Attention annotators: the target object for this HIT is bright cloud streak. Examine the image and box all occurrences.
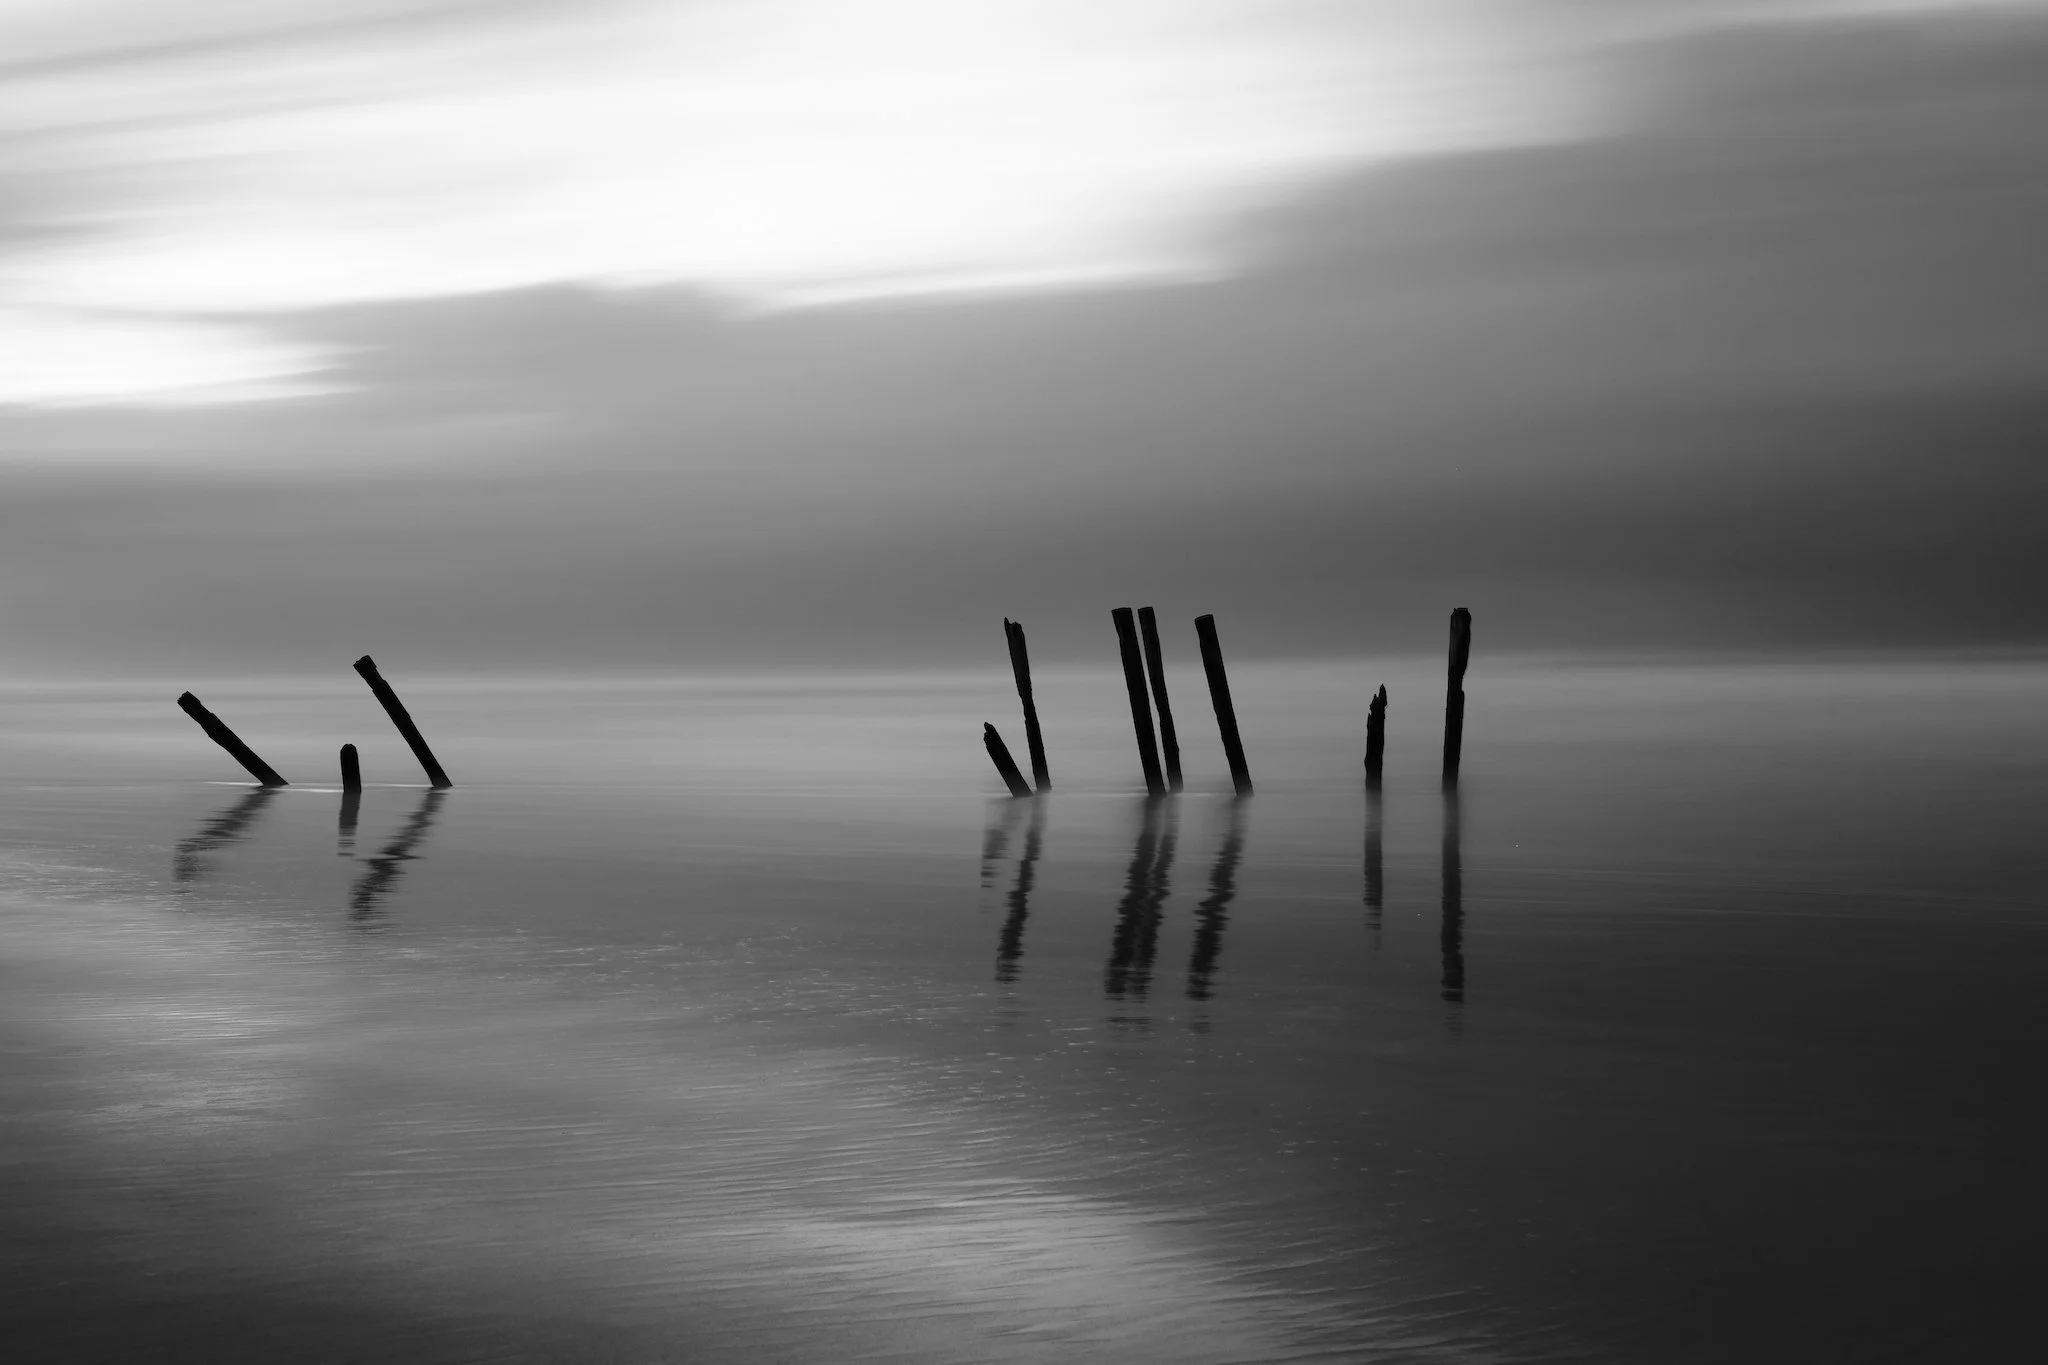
[10,0,2001,404]
[0,0,1611,402]
[0,307,332,406]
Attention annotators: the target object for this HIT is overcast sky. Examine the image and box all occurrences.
[3,0,2044,675]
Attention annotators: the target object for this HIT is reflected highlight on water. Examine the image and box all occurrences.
[994,798,1044,985]
[1187,800,1244,1002]
[349,788,446,923]
[172,786,279,884]
[1105,798,1176,1007]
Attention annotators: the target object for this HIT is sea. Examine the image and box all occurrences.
[2,655,2043,1362]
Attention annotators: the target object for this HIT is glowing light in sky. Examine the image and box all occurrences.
[5,0,1986,403]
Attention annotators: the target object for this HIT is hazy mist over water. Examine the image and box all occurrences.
[6,3,2048,674]
[6,1,2048,1359]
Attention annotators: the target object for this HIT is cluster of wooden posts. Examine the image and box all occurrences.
[176,620,1472,799]
[176,655,452,792]
[986,607,1474,796]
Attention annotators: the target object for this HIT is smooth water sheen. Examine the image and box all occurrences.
[2,657,2043,1362]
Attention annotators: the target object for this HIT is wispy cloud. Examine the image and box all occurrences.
[1,0,1609,403]
[1,0,2032,405]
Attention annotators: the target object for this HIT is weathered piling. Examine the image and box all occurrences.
[983,723,1034,798]
[1193,614,1252,797]
[1003,618,1051,791]
[338,743,363,852]
[1364,684,1388,785]
[352,655,451,788]
[175,692,287,786]
[1112,608,1167,798]
[1137,607,1183,792]
[1442,609,1472,788]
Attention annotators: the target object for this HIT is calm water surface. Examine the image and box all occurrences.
[3,657,2044,1362]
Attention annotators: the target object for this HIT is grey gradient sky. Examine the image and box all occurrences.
[3,1,2045,674]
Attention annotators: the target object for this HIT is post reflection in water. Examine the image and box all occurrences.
[349,789,447,923]
[1105,798,1176,1004]
[993,798,1045,984]
[979,797,1026,889]
[338,789,361,856]
[1187,800,1246,1002]
[1364,785,1384,948]
[1441,790,1465,1008]
[173,787,279,883]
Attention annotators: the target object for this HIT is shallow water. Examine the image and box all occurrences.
[2,657,2044,1362]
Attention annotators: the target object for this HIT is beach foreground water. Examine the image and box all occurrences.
[2,656,2044,1362]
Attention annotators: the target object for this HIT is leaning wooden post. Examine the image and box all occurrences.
[1111,608,1166,797]
[1442,609,1471,789]
[340,743,363,792]
[1136,607,1183,792]
[1003,619,1051,791]
[983,724,1034,798]
[175,692,287,786]
[1194,614,1252,797]
[352,655,451,788]
[1364,684,1388,786]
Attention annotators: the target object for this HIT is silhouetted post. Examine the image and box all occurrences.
[1194,614,1252,797]
[1003,618,1051,791]
[983,724,1034,798]
[175,692,287,786]
[1442,609,1471,789]
[352,655,451,788]
[340,743,362,792]
[1364,684,1388,786]
[1112,608,1167,798]
[1137,607,1183,792]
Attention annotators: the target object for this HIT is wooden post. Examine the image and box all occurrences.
[983,724,1034,798]
[1364,684,1388,786]
[340,743,362,792]
[175,692,287,786]
[1111,608,1166,797]
[1442,609,1471,789]
[1193,614,1252,797]
[1136,607,1183,792]
[1003,619,1051,791]
[353,655,451,788]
